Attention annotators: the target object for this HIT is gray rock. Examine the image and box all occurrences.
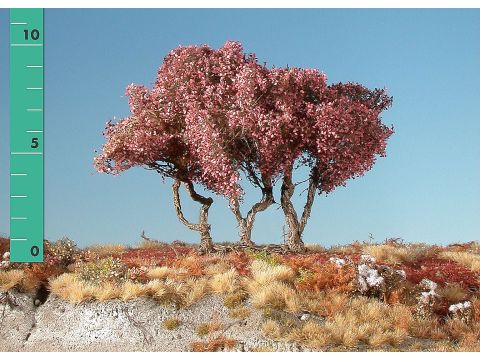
[1,292,308,351]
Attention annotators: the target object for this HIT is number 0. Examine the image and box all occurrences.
[31,246,39,257]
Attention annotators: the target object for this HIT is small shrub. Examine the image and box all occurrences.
[45,237,78,266]
[246,250,280,266]
[296,262,356,293]
[77,256,127,284]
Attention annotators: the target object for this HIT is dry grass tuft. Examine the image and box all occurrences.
[305,243,325,253]
[137,238,165,249]
[437,284,468,303]
[290,297,411,349]
[223,291,248,309]
[250,260,295,285]
[162,318,181,330]
[262,320,284,339]
[209,268,239,294]
[120,281,147,301]
[191,336,236,352]
[184,277,210,306]
[229,306,251,319]
[300,290,349,317]
[49,273,96,303]
[0,270,25,291]
[87,244,127,257]
[248,281,301,313]
[439,251,480,272]
[147,266,189,280]
[363,244,430,265]
[94,282,121,301]
[196,321,222,337]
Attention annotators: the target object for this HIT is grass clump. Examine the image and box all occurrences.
[229,306,251,319]
[440,251,480,272]
[223,290,248,309]
[0,269,25,291]
[162,318,181,330]
[191,336,236,352]
[363,243,430,265]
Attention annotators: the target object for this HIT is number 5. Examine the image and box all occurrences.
[31,138,39,148]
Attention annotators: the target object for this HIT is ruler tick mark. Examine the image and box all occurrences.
[11,217,28,220]
[27,87,43,90]
[11,238,28,241]
[11,152,43,155]
[11,43,43,47]
[11,195,28,198]
[27,108,43,112]
[27,65,43,68]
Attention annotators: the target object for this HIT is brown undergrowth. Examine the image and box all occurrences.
[1,236,480,351]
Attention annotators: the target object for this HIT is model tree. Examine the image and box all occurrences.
[95,41,393,252]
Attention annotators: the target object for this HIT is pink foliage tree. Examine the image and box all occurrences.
[95,40,393,252]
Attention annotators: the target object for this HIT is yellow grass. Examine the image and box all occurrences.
[209,268,239,293]
[162,318,181,330]
[87,243,127,257]
[250,260,295,285]
[262,320,283,339]
[363,244,428,264]
[184,277,210,306]
[49,273,96,304]
[437,284,468,303]
[248,280,301,313]
[147,266,190,280]
[120,281,147,301]
[94,282,122,301]
[289,297,411,349]
[439,251,480,272]
[204,261,232,276]
[0,269,25,291]
[300,290,349,317]
[229,306,251,319]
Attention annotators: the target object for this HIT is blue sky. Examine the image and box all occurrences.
[0,9,479,247]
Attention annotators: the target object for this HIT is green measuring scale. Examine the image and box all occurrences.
[10,9,44,262]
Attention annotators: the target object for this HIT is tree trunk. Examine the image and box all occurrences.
[280,174,305,252]
[172,179,214,252]
[280,165,321,252]
[230,185,274,246]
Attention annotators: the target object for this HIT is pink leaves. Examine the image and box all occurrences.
[95,41,393,201]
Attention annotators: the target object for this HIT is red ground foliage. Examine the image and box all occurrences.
[401,256,480,290]
[0,237,9,254]
[120,245,194,267]
[279,253,333,272]
[225,251,251,276]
